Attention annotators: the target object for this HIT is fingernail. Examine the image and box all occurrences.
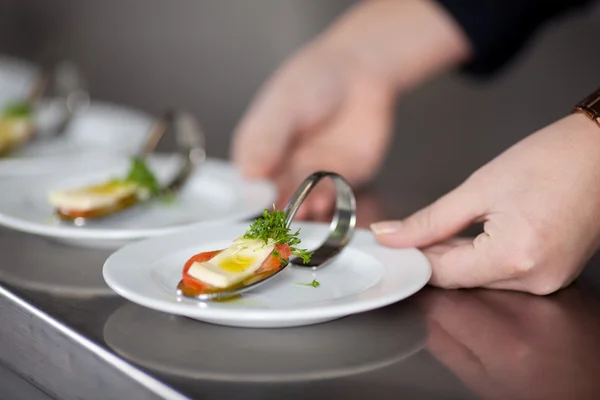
[370,221,403,235]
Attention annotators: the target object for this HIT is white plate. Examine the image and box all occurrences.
[103,301,426,382]
[0,100,154,176]
[0,55,154,176]
[0,156,276,248]
[102,222,431,328]
[0,55,36,107]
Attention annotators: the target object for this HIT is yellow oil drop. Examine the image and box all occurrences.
[218,254,256,273]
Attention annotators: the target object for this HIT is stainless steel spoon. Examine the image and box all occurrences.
[176,171,357,301]
[46,61,90,138]
[138,109,206,196]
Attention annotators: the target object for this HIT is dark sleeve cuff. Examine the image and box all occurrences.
[436,0,594,77]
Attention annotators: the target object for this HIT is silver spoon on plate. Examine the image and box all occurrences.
[176,171,357,301]
[53,109,206,225]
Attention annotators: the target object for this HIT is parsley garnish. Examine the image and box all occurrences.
[296,279,320,288]
[125,156,161,196]
[2,100,32,119]
[243,207,313,264]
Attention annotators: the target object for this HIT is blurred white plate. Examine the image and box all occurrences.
[0,155,277,248]
[0,55,153,176]
[102,223,431,328]
[0,101,154,176]
[0,55,36,106]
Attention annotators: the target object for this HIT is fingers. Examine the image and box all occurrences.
[371,182,485,248]
[272,76,393,218]
[231,77,299,179]
[423,233,510,288]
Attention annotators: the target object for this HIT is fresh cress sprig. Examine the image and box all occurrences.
[125,156,161,196]
[2,100,32,119]
[242,207,313,264]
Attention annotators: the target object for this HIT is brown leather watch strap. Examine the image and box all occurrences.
[574,88,600,127]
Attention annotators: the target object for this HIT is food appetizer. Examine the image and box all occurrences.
[179,208,313,297]
[0,100,35,156]
[48,156,163,220]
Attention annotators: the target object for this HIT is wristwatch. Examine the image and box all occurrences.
[574,88,600,127]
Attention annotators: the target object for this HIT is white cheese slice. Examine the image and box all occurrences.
[0,119,33,152]
[47,181,138,211]
[187,239,275,288]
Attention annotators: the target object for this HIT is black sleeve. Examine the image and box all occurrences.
[435,0,596,76]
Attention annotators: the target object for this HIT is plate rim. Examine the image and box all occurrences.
[0,157,277,240]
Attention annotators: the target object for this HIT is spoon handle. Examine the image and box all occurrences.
[282,171,357,268]
[140,110,206,195]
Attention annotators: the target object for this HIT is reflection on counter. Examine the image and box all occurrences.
[103,300,425,383]
[421,286,600,400]
[0,229,115,297]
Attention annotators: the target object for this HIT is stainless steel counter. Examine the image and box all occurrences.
[1,188,600,400]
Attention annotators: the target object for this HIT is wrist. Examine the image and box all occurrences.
[561,112,600,168]
[319,0,472,92]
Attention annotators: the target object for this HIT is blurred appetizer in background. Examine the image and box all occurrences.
[48,156,165,221]
[0,100,35,156]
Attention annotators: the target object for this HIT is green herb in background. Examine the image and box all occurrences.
[2,100,32,119]
[125,156,161,196]
[160,189,178,205]
[295,279,320,288]
[242,207,313,264]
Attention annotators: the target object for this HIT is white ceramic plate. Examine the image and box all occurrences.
[0,55,154,176]
[102,222,431,328]
[0,100,154,176]
[0,55,36,107]
[0,156,276,248]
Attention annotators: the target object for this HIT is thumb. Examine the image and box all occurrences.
[370,183,485,248]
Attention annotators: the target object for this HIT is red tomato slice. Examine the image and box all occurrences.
[256,244,291,274]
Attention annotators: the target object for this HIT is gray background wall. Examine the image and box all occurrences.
[1,0,600,217]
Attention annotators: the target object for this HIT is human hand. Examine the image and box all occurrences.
[231,0,470,219]
[421,287,600,399]
[371,113,600,295]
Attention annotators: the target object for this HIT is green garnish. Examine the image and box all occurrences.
[125,156,161,196]
[296,279,320,288]
[2,100,32,119]
[160,189,177,205]
[243,207,313,264]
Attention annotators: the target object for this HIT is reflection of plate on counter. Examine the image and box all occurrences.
[103,223,431,327]
[0,229,114,296]
[0,156,276,248]
[103,301,425,382]
[0,101,154,176]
